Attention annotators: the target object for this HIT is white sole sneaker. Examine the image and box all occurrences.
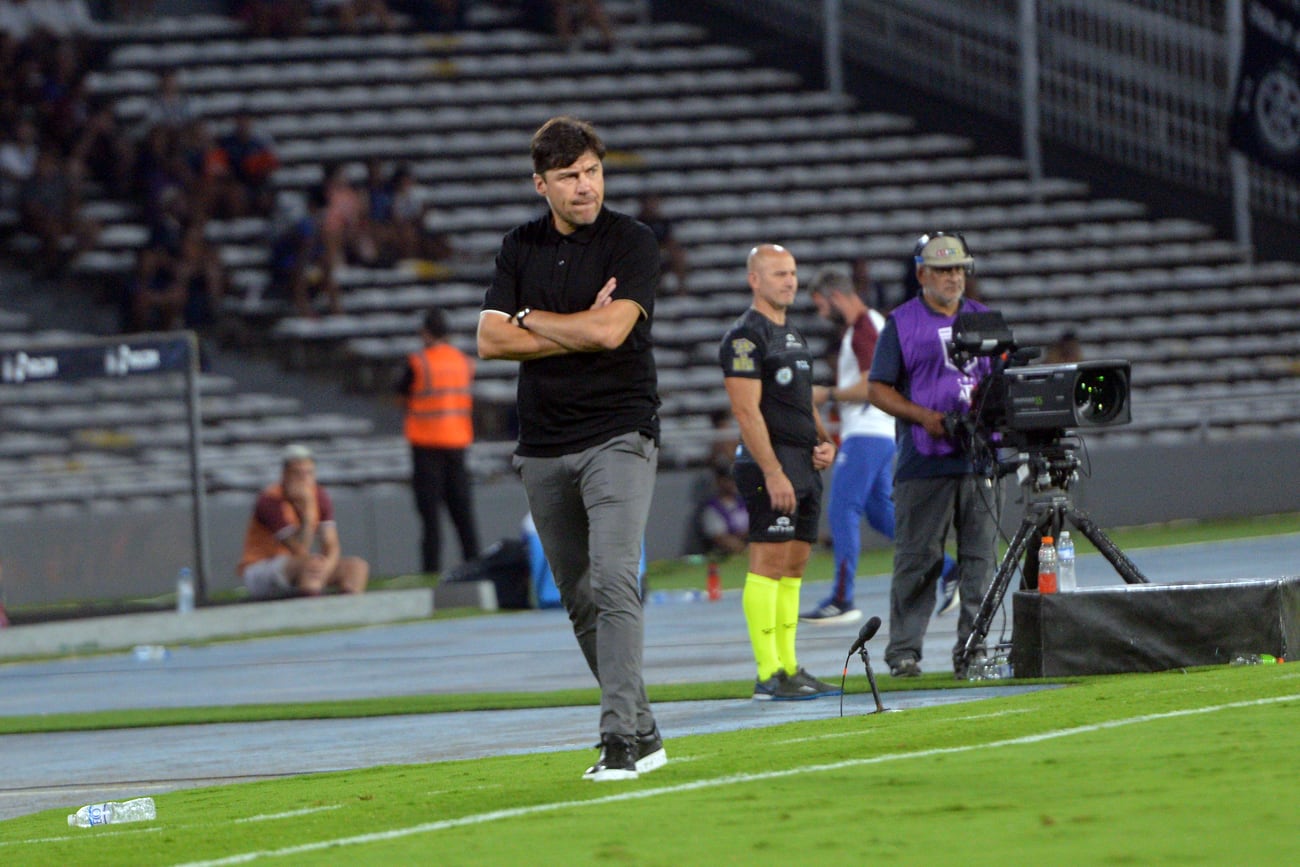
[636,747,667,774]
[800,608,863,625]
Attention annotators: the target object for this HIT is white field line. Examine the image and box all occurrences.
[949,707,1036,722]
[173,693,1300,867]
[235,806,342,824]
[773,730,878,745]
[0,827,161,846]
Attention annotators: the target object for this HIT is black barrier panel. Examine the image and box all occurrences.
[1,335,191,385]
[1012,577,1300,677]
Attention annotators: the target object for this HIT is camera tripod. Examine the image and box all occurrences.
[955,442,1150,678]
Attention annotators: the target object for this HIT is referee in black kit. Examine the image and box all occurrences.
[477,116,666,782]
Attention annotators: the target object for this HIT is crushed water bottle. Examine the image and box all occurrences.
[68,797,156,828]
[966,646,1014,680]
[1230,654,1283,665]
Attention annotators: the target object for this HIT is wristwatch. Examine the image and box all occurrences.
[513,307,532,329]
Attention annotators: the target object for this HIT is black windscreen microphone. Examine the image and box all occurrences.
[848,616,883,655]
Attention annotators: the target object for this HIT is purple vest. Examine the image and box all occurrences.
[891,297,993,457]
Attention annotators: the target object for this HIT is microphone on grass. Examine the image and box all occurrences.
[840,616,887,717]
[848,616,883,656]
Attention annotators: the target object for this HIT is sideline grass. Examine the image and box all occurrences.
[647,513,1300,593]
[2,667,1295,865]
[0,671,1041,736]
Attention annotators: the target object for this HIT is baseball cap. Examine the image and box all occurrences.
[282,443,314,463]
[916,233,974,268]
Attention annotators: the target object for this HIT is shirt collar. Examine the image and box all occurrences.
[546,206,608,245]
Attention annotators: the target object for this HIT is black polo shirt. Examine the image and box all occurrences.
[483,206,661,457]
[719,307,819,452]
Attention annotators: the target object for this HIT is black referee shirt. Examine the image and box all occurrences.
[482,207,661,457]
[719,307,819,452]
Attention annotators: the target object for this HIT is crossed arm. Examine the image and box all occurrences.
[477,278,642,361]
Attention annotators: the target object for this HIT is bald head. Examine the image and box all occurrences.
[747,243,790,273]
[746,243,798,318]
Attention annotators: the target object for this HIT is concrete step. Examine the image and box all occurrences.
[0,588,433,659]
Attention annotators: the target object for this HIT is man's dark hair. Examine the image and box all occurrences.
[808,266,853,297]
[423,307,447,339]
[531,116,605,175]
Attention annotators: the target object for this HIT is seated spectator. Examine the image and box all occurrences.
[127,189,226,332]
[637,193,688,294]
[69,96,134,198]
[363,157,397,258]
[141,68,195,134]
[696,463,748,557]
[270,188,339,316]
[18,146,98,275]
[389,163,451,262]
[179,119,243,220]
[218,112,279,216]
[0,116,38,205]
[321,160,377,270]
[237,443,369,600]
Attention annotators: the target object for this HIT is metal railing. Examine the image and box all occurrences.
[698,0,1300,230]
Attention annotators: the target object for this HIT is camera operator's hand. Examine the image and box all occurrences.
[919,408,949,440]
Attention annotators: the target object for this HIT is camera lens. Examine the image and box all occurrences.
[1075,370,1125,424]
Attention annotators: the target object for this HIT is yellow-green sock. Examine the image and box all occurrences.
[743,572,781,680]
[776,576,802,675]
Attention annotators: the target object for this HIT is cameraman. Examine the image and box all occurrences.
[866,233,1001,678]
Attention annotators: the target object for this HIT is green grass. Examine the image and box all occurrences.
[2,666,1296,865]
[647,511,1300,594]
[0,672,1058,737]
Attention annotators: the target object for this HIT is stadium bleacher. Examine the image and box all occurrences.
[1,0,1298,520]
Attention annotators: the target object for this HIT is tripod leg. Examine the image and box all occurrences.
[956,511,1040,676]
[1065,505,1150,584]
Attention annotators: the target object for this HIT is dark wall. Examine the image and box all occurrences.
[3,434,1297,606]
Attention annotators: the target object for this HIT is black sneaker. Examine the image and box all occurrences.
[635,725,668,774]
[787,667,843,699]
[889,658,922,678]
[800,601,864,625]
[583,734,638,782]
[754,669,839,701]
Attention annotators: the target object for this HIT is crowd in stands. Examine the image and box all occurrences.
[0,3,105,275]
[1,0,639,333]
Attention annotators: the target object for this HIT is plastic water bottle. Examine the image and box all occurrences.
[68,797,156,827]
[1056,531,1076,592]
[1037,536,1058,594]
[1230,654,1284,665]
[706,562,722,601]
[176,567,195,614]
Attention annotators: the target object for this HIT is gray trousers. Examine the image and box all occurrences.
[886,474,1000,671]
[514,431,658,738]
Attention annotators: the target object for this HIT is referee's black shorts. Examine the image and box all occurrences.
[733,443,822,544]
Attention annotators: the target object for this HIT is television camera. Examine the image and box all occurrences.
[944,312,1150,678]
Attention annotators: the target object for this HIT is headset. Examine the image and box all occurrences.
[913,231,975,274]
